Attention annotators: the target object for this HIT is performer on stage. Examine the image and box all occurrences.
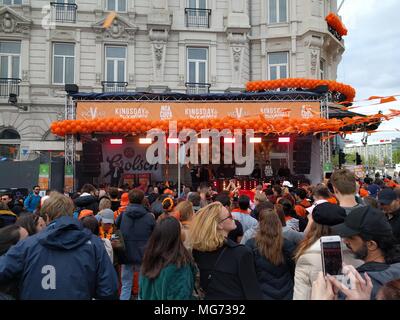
[264,160,273,180]
[110,161,123,187]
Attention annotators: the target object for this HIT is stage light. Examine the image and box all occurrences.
[110,139,123,145]
[197,138,210,144]
[278,137,290,143]
[139,138,152,144]
[224,137,235,144]
[167,138,180,144]
[249,137,262,143]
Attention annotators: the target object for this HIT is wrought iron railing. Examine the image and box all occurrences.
[50,2,78,23]
[328,25,343,42]
[185,82,211,94]
[0,78,21,97]
[185,8,211,28]
[101,81,128,93]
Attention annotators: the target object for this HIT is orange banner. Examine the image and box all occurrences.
[76,101,321,121]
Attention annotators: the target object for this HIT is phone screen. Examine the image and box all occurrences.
[322,241,342,276]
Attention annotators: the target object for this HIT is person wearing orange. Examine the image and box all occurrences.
[294,188,311,218]
[98,209,115,240]
[114,192,129,221]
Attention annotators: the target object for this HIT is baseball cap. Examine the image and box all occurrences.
[312,202,346,226]
[282,181,293,188]
[78,209,94,220]
[120,192,129,206]
[377,188,397,205]
[332,206,393,240]
[99,208,114,224]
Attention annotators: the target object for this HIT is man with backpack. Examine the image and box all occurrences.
[23,186,41,213]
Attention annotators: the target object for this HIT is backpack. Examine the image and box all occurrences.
[73,207,82,219]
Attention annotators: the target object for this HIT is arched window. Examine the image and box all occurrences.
[0,128,21,160]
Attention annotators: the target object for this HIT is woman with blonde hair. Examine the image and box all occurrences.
[190,202,262,300]
[245,208,296,300]
[172,200,194,249]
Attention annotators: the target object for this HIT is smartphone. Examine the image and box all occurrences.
[320,236,343,276]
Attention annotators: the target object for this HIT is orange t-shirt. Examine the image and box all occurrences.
[326,197,338,204]
[359,188,369,198]
[295,205,307,218]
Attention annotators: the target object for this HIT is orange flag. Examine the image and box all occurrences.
[103,11,117,29]
[380,96,397,104]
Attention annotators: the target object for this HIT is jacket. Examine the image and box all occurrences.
[23,193,41,213]
[74,194,99,214]
[231,211,258,234]
[139,264,196,300]
[246,238,296,300]
[116,204,155,265]
[193,239,262,300]
[293,239,363,300]
[0,216,118,300]
[0,210,17,228]
[388,209,400,244]
[357,262,400,300]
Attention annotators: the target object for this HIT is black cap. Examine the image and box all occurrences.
[312,202,346,226]
[332,206,393,240]
[377,188,397,205]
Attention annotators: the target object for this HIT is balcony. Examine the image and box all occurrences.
[50,2,78,23]
[328,25,343,42]
[101,81,128,93]
[185,82,211,94]
[185,8,211,28]
[0,78,21,97]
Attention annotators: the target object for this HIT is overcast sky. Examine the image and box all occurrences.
[337,0,400,142]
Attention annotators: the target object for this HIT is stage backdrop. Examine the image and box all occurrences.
[100,141,162,185]
[76,101,320,120]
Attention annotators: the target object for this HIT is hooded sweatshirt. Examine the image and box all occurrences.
[116,204,155,265]
[0,216,118,300]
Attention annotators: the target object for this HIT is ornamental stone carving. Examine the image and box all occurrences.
[310,49,318,75]
[149,29,169,82]
[92,16,137,41]
[0,7,32,36]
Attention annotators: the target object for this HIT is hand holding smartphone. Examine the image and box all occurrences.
[320,236,343,277]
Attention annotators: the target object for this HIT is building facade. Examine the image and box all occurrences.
[0,0,345,162]
[344,138,400,167]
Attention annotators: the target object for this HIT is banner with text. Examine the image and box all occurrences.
[76,101,321,121]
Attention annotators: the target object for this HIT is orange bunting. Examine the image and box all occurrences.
[380,96,397,104]
[325,12,348,37]
[246,78,356,102]
[49,109,400,138]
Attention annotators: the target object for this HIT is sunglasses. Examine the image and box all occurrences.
[219,212,233,223]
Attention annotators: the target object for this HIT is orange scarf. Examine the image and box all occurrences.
[99,225,113,240]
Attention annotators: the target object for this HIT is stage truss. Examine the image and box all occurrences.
[64,91,336,191]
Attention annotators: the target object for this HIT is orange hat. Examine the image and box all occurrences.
[120,192,129,206]
[78,209,94,220]
[163,189,174,195]
[162,197,174,211]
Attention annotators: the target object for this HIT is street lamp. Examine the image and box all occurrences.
[8,93,28,111]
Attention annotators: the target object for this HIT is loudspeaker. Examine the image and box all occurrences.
[64,84,79,94]
[293,137,312,175]
[82,142,103,162]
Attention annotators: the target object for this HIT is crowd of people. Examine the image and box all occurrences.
[0,169,400,300]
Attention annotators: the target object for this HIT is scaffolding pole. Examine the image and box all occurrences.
[64,94,76,192]
[320,93,331,179]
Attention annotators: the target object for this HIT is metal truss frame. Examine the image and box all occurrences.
[65,94,76,191]
[320,93,331,175]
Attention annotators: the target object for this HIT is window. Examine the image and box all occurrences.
[105,46,127,82]
[0,129,20,160]
[186,0,210,28]
[1,0,22,5]
[320,59,325,80]
[188,0,207,9]
[268,52,288,80]
[269,0,288,24]
[187,47,208,84]
[53,43,75,85]
[0,41,20,80]
[107,0,127,12]
[51,0,77,23]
